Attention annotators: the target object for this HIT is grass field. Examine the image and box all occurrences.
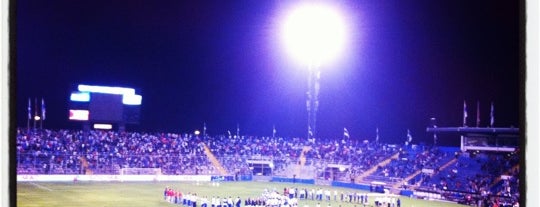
[17,181,467,207]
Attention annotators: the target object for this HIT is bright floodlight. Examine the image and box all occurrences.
[281,3,348,67]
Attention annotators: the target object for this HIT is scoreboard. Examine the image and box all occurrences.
[69,84,142,127]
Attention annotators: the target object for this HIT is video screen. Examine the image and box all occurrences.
[68,84,141,124]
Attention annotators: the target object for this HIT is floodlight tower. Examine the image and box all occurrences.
[306,65,320,139]
[281,3,348,140]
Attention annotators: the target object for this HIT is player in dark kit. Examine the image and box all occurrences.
[164,187,168,200]
[235,196,241,207]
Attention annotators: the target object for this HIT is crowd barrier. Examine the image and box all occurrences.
[210,175,253,182]
[331,181,371,191]
[270,177,315,184]
[400,190,414,197]
[331,181,418,197]
[17,174,255,182]
[17,174,213,182]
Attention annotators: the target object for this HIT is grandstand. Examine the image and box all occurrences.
[16,127,520,206]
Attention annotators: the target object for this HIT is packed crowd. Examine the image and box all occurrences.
[16,129,214,175]
[417,150,520,206]
[16,128,520,206]
[16,128,398,177]
[367,146,456,185]
[307,140,397,181]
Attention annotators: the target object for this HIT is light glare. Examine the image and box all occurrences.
[78,84,135,95]
[94,124,113,130]
[76,84,143,106]
[69,109,89,121]
[122,94,142,105]
[281,3,348,66]
[70,92,90,102]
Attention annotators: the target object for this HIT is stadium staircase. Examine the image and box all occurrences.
[79,157,92,175]
[294,146,312,176]
[202,143,228,175]
[394,158,457,190]
[489,164,520,190]
[355,152,400,183]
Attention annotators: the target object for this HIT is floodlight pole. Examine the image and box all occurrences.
[306,64,320,140]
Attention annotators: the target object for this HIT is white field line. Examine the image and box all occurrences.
[30,182,53,191]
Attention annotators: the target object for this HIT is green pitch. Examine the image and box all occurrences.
[17,181,467,207]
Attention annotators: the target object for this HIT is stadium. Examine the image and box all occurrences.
[14,1,523,207]
[16,84,521,207]
[16,117,520,206]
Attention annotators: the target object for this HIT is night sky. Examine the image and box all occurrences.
[15,0,522,146]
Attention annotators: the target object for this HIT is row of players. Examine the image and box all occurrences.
[164,186,402,207]
[283,187,385,203]
[164,188,297,207]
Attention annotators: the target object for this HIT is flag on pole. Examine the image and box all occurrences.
[343,127,350,138]
[34,98,38,118]
[463,100,468,127]
[41,98,46,121]
[490,102,495,127]
[476,101,480,127]
[27,98,31,120]
[33,98,37,129]
[376,127,379,143]
[407,129,412,143]
[203,122,207,137]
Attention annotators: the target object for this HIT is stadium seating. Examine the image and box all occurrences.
[16,128,520,205]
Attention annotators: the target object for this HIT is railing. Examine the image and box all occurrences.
[16,151,418,181]
[16,153,265,176]
[17,153,220,175]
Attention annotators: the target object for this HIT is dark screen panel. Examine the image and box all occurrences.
[68,101,89,110]
[123,105,141,124]
[89,93,123,122]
